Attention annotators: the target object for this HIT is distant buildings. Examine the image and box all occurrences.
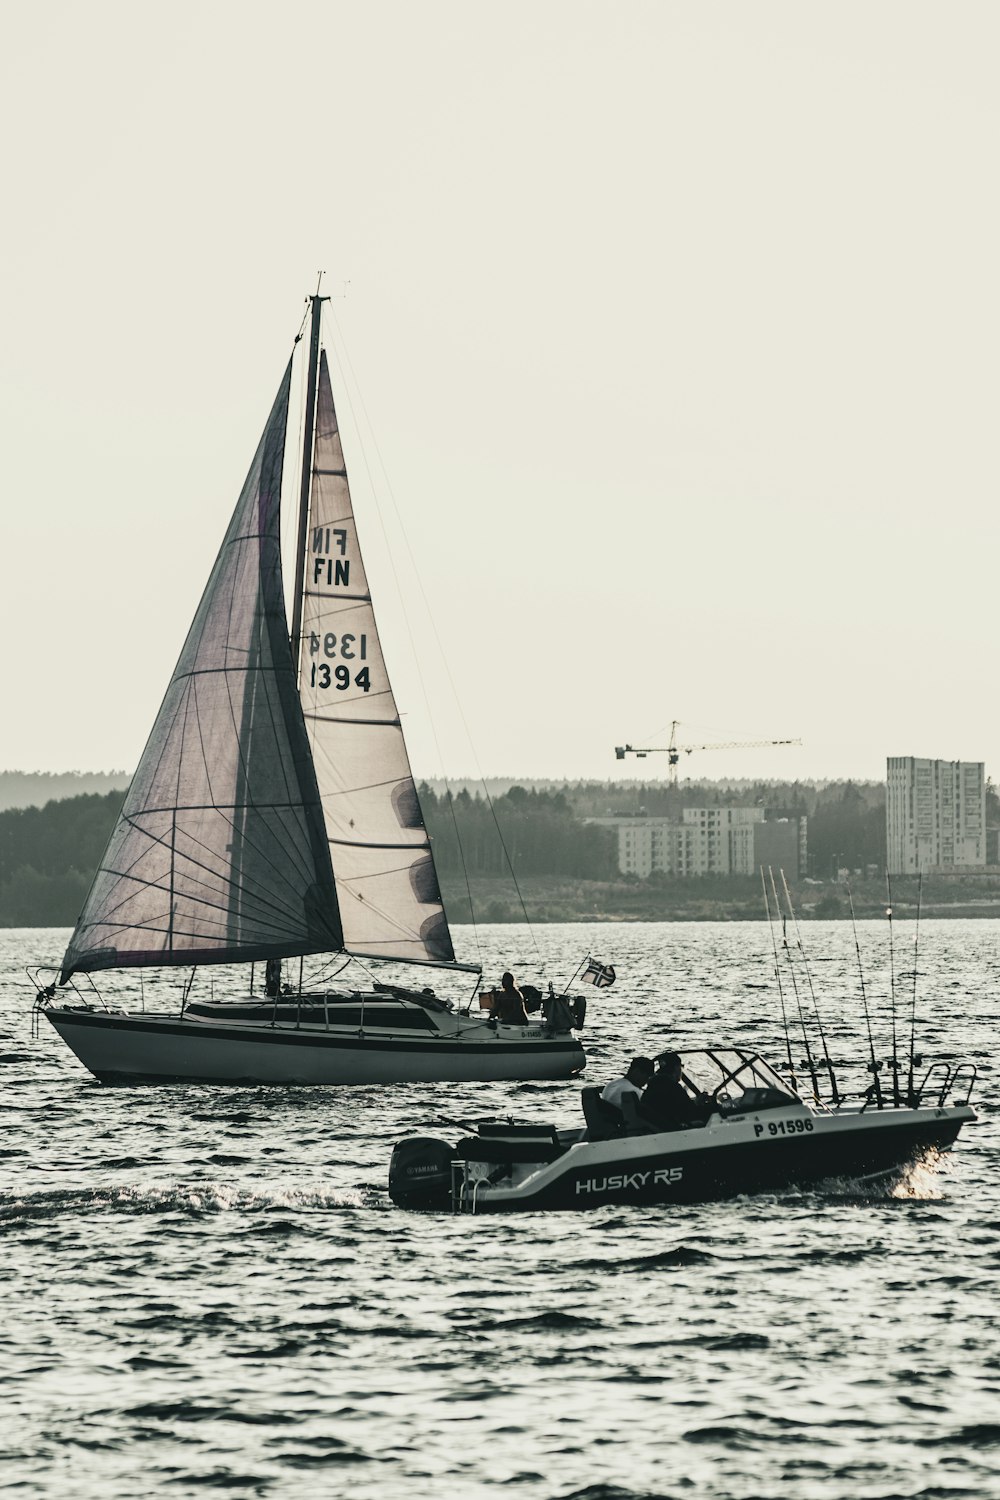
[595,807,807,879]
[885,757,986,874]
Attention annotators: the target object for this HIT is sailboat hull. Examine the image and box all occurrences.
[43,1007,585,1085]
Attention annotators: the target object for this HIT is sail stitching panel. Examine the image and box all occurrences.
[328,840,434,853]
[301,590,373,603]
[302,714,402,728]
[319,773,419,798]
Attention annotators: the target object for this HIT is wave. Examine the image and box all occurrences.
[0,1181,371,1223]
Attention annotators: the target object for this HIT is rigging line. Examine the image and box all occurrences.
[338,884,435,945]
[847,880,883,1110]
[292,299,311,346]
[302,954,354,987]
[779,869,839,1106]
[761,867,796,1087]
[323,309,485,966]
[885,870,901,1105]
[769,868,816,1095]
[477,790,539,957]
[907,867,923,1106]
[443,786,479,953]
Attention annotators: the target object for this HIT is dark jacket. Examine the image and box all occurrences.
[495,986,529,1024]
[640,1072,712,1129]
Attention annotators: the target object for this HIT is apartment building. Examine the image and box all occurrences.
[603,807,806,878]
[885,757,986,874]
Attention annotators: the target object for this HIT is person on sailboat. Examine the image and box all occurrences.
[494,972,529,1025]
[639,1052,712,1129]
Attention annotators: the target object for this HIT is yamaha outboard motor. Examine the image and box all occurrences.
[388,1136,456,1210]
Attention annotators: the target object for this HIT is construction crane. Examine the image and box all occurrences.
[615,721,802,785]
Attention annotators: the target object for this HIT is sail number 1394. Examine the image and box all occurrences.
[307,631,371,694]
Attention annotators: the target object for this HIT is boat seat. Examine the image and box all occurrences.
[581,1086,624,1141]
[455,1135,563,1165]
[619,1091,661,1135]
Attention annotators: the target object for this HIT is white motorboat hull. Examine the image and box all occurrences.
[391,1098,975,1212]
[43,1006,585,1085]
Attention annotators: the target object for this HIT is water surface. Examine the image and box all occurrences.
[2,921,997,1498]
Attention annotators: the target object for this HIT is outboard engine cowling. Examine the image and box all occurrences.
[388,1136,456,1210]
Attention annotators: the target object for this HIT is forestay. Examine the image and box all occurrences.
[61,365,343,981]
[296,352,454,965]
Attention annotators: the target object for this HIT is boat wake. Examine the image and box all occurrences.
[783,1153,948,1204]
[0,1180,376,1224]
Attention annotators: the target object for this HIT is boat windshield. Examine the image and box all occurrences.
[679,1049,799,1107]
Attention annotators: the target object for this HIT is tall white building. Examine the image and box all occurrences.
[886,757,986,874]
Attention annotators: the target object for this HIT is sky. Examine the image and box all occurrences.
[2,2,998,787]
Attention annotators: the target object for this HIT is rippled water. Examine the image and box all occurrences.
[3,921,998,1499]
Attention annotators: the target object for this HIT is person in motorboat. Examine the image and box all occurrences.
[639,1051,713,1130]
[494,972,530,1025]
[600,1056,656,1121]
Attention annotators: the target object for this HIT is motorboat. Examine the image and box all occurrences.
[387,1047,976,1212]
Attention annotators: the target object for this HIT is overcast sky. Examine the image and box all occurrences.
[3,2,997,786]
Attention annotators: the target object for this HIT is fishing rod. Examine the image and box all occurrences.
[769,867,818,1099]
[761,867,796,1088]
[847,881,883,1109]
[780,869,840,1106]
[885,872,901,1106]
[907,868,923,1107]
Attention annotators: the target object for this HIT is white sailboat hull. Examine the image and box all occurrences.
[43,1007,585,1085]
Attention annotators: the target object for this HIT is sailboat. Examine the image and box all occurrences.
[33,295,588,1085]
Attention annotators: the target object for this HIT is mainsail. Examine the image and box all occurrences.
[296,351,455,964]
[61,363,343,981]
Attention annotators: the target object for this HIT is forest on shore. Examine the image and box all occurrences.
[2,777,999,927]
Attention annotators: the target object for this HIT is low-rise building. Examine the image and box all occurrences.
[598,808,806,879]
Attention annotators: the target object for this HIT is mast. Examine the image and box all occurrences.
[290,293,328,657]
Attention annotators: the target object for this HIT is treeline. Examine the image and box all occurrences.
[0,791,125,925]
[0,770,130,813]
[419,784,618,881]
